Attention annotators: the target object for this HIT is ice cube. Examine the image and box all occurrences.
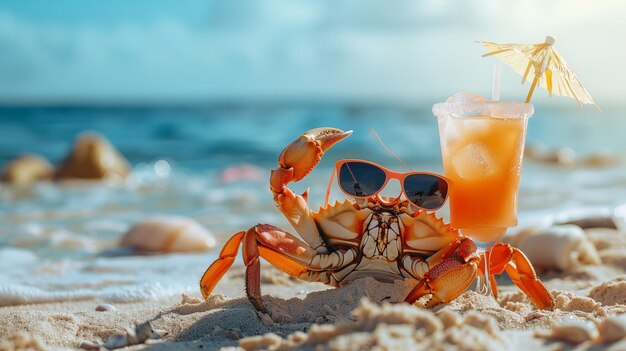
[446,92,488,104]
[461,118,493,137]
[451,143,497,180]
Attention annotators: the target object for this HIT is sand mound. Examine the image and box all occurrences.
[589,276,626,306]
[239,299,504,351]
[2,268,626,350]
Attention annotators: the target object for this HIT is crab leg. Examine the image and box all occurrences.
[483,243,555,310]
[200,224,356,312]
[199,231,245,299]
[270,128,352,251]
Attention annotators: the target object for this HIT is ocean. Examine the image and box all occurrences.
[0,104,625,306]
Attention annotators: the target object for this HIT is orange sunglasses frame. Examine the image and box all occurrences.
[324,159,453,211]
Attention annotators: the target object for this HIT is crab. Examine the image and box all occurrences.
[200,127,555,312]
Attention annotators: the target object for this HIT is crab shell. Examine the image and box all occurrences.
[315,199,459,255]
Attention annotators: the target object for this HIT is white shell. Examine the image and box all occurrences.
[598,315,626,343]
[509,225,600,272]
[95,303,117,312]
[119,216,216,253]
[539,321,597,344]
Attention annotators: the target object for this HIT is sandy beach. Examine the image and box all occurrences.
[2,219,626,351]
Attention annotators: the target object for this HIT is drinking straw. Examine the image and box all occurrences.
[492,64,501,101]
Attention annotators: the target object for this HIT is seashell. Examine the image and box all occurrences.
[95,303,117,312]
[0,154,52,187]
[511,225,600,272]
[536,320,597,344]
[102,332,129,349]
[119,216,216,253]
[101,321,162,350]
[78,340,100,351]
[54,132,131,180]
[598,315,626,343]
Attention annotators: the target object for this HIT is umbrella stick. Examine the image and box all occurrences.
[525,76,539,103]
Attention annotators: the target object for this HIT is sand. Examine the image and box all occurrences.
[2,223,626,351]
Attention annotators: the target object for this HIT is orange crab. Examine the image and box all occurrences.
[200,127,554,312]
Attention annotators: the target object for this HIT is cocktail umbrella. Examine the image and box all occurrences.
[479,36,597,108]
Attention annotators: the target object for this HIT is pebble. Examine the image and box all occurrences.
[598,315,626,343]
[95,304,117,312]
[0,154,53,187]
[227,329,243,340]
[54,132,131,180]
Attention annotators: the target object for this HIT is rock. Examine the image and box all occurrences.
[119,216,216,253]
[510,225,600,272]
[598,315,626,343]
[54,132,130,180]
[0,154,52,187]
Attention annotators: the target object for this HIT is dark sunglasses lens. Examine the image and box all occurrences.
[403,174,448,209]
[339,162,386,197]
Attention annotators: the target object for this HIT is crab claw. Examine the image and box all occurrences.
[278,127,352,182]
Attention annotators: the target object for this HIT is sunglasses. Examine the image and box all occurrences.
[325,159,451,211]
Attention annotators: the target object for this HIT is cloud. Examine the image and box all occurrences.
[0,0,624,104]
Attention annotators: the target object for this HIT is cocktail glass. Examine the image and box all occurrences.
[433,92,533,297]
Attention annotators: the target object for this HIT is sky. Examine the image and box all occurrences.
[0,0,624,105]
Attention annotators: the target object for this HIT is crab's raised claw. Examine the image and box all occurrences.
[404,238,480,307]
[484,243,555,310]
[271,128,352,196]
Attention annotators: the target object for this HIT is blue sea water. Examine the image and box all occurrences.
[1,104,624,170]
[0,104,624,306]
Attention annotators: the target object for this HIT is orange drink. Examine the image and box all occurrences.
[433,93,533,242]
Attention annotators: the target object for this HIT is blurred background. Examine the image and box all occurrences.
[1,0,625,168]
[0,0,625,306]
